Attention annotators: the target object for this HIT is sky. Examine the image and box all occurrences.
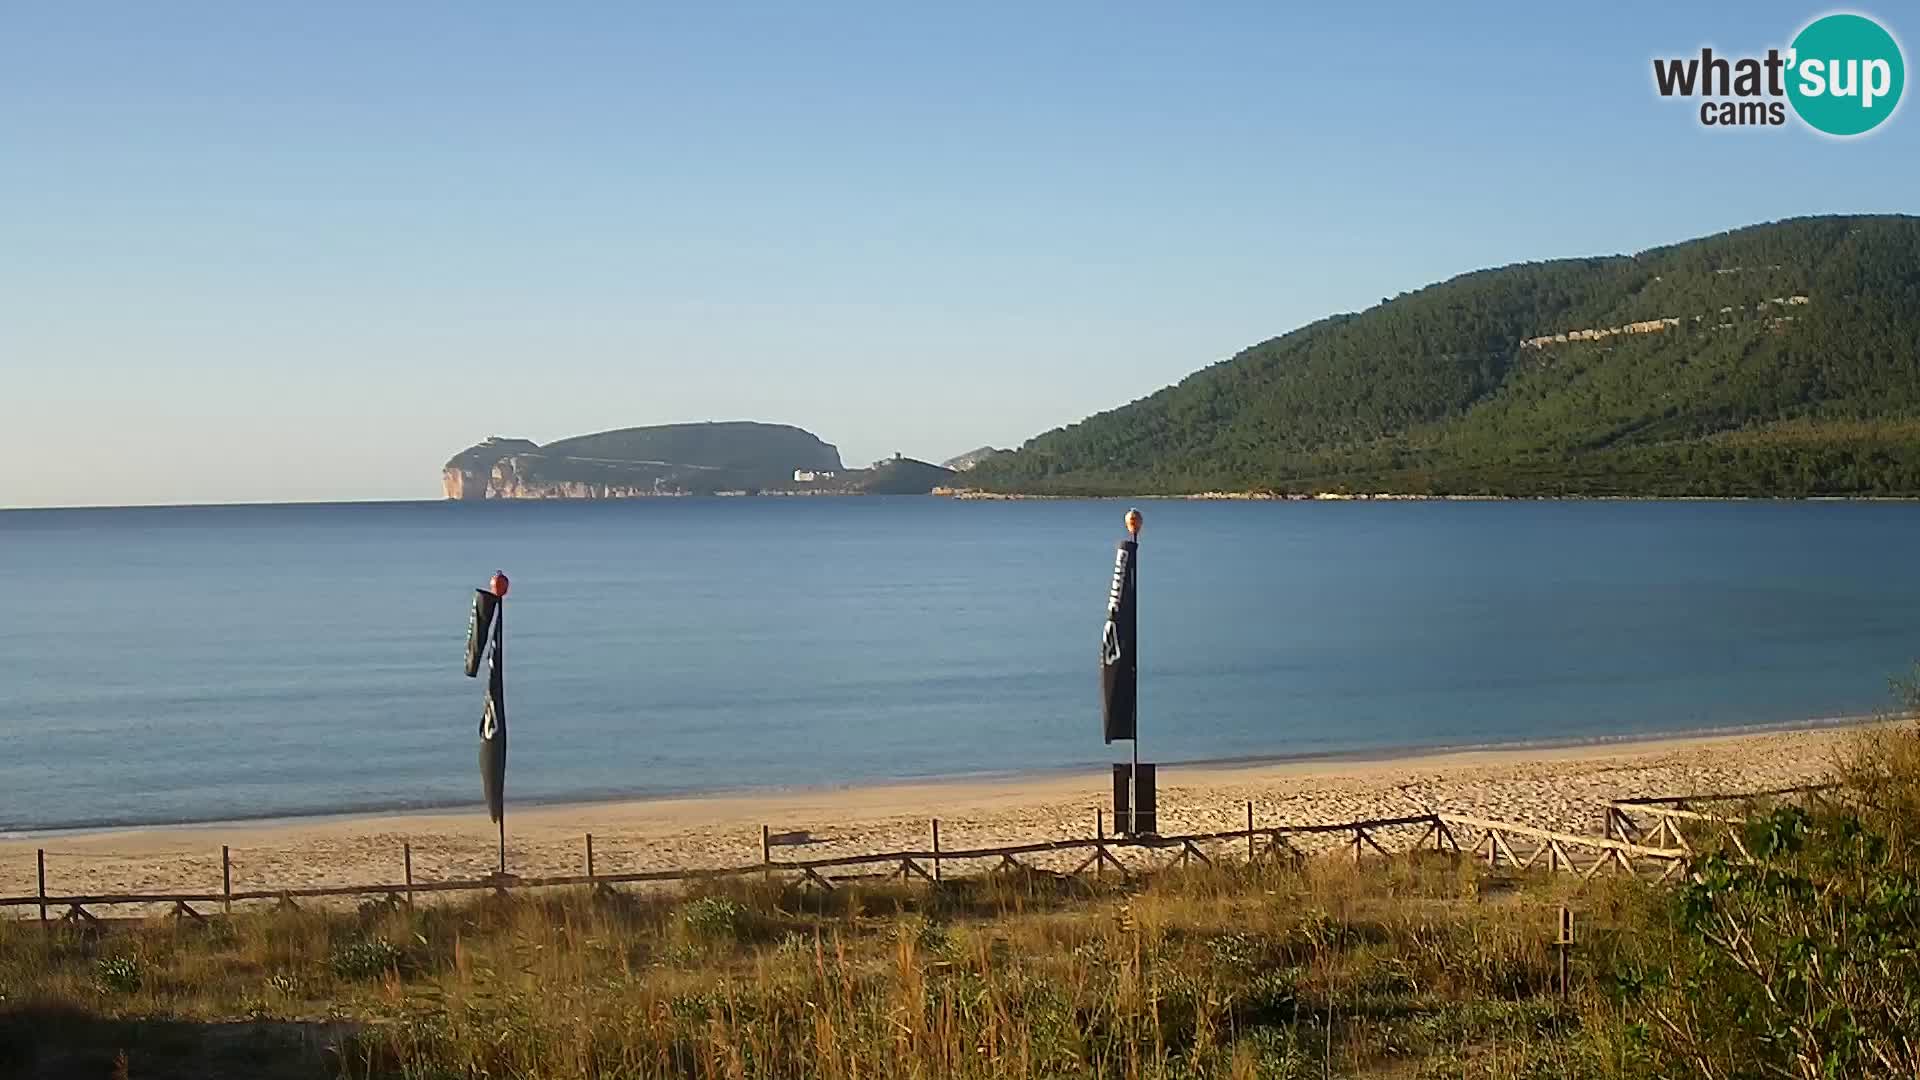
[3,2,1916,507]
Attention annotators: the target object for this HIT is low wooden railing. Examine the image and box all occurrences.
[2,804,1700,924]
[1443,813,1693,882]
[1605,782,1839,854]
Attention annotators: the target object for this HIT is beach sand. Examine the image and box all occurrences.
[0,724,1883,910]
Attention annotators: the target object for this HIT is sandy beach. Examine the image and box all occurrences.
[1,722,1887,911]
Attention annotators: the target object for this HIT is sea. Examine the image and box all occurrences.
[3,497,1918,834]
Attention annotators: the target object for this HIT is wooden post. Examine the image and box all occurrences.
[585,834,596,882]
[404,843,414,910]
[1556,906,1574,999]
[221,846,232,915]
[761,824,771,885]
[1095,810,1104,883]
[1246,802,1255,863]
[931,819,941,883]
[36,849,47,925]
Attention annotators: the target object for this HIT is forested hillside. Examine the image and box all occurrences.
[540,422,842,473]
[969,216,1920,496]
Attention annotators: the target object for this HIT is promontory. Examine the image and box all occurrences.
[442,422,954,498]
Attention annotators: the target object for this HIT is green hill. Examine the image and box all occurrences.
[855,456,956,494]
[540,421,841,475]
[441,422,842,498]
[969,215,1920,497]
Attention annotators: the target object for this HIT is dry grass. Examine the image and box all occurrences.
[0,849,1666,1079]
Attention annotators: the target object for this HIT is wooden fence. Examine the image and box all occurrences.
[1,803,1700,925]
[1605,782,1840,854]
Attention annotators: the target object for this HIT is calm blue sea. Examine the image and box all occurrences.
[3,498,1918,832]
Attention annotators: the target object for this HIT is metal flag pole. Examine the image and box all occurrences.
[475,569,510,878]
[1099,507,1146,836]
[1131,734,1139,836]
[464,569,512,877]
[492,571,510,876]
[495,591,506,876]
[1125,508,1142,834]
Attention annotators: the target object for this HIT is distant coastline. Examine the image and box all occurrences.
[937,488,1920,502]
[11,491,1920,514]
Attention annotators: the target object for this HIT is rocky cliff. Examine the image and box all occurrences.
[443,437,540,500]
[441,422,846,499]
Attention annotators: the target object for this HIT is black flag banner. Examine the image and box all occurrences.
[479,607,507,826]
[464,589,500,678]
[1100,538,1138,743]
[463,571,511,868]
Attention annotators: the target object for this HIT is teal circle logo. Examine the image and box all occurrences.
[1787,13,1905,136]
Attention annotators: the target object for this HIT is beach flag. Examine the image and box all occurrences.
[464,589,500,677]
[465,572,511,871]
[1100,514,1140,743]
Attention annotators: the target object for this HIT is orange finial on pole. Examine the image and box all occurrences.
[489,570,510,598]
[1125,508,1142,538]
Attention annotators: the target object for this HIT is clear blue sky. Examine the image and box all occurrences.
[4,2,1914,507]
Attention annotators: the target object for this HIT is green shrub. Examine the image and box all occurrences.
[1240,1025,1319,1080]
[1630,731,1920,1078]
[1205,931,1263,972]
[677,896,750,943]
[93,954,143,994]
[330,937,403,980]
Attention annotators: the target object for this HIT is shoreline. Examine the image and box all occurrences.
[5,712,1890,841]
[2,719,1898,906]
[940,489,1920,502]
[12,493,1920,514]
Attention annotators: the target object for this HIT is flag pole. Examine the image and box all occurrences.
[496,588,506,876]
[484,570,511,878]
[1130,732,1139,835]
[1125,508,1142,834]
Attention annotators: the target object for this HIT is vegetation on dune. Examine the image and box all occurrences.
[968,215,1920,496]
[8,722,1920,1077]
[1627,723,1920,1079]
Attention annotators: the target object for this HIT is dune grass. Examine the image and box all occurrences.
[8,724,1920,1078]
[1,844,1655,1079]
